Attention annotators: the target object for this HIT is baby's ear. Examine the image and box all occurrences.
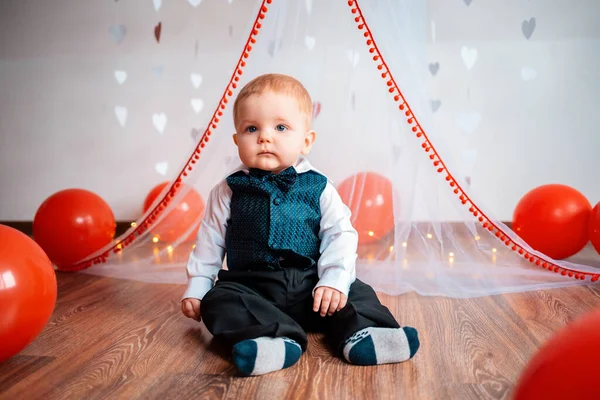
[301,130,316,155]
[232,133,238,146]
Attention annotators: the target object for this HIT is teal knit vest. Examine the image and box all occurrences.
[225,167,328,271]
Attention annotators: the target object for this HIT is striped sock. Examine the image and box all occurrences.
[232,337,302,376]
[343,326,420,366]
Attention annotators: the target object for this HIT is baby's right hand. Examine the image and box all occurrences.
[181,298,202,321]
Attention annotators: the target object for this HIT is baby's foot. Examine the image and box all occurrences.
[233,336,302,376]
[343,326,420,365]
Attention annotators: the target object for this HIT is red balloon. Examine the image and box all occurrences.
[143,182,205,243]
[33,189,116,268]
[513,307,600,400]
[590,202,600,255]
[337,172,396,245]
[0,224,57,363]
[512,184,592,259]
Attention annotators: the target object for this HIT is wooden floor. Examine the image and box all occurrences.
[1,271,599,400]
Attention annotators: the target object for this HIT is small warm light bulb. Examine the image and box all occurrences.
[131,222,137,227]
[449,257,454,263]
[368,231,375,237]
[389,246,394,252]
[426,233,433,239]
[449,252,454,257]
[475,235,480,241]
[152,236,159,243]
[167,245,174,252]
[192,244,196,249]
[116,243,123,250]
[402,242,407,247]
[492,248,497,253]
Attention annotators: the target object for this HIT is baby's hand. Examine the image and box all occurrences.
[181,298,202,321]
[313,286,347,317]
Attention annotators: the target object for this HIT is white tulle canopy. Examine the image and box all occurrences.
[58,0,598,298]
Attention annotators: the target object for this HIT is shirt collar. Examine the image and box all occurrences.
[229,157,324,176]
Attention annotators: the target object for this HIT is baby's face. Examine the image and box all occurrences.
[233,90,314,174]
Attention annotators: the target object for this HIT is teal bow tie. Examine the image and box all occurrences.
[249,166,298,192]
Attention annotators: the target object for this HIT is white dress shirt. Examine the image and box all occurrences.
[182,157,358,300]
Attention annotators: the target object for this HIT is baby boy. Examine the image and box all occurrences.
[181,73,419,376]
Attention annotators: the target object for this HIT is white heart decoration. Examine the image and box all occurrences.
[347,50,360,68]
[392,145,402,161]
[304,36,316,50]
[428,62,440,76]
[191,127,203,142]
[152,65,164,77]
[521,67,537,81]
[152,113,167,134]
[109,24,127,44]
[190,73,203,88]
[115,106,128,127]
[191,98,204,114]
[188,0,201,7]
[456,111,482,134]
[267,41,277,57]
[461,46,478,70]
[155,162,168,176]
[461,149,478,173]
[114,70,127,85]
[153,0,161,11]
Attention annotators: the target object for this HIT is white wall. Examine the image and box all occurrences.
[425,0,600,221]
[0,0,598,222]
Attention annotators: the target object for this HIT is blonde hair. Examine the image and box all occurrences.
[233,73,313,127]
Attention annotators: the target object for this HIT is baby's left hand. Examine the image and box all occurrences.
[313,286,348,317]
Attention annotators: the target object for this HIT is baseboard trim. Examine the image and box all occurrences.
[1,221,134,237]
[1,220,513,238]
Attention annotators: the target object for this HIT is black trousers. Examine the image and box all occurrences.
[200,266,400,356]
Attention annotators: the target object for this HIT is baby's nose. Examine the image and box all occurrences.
[258,131,272,142]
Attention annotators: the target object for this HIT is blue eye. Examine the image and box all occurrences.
[246,126,257,133]
[276,124,287,132]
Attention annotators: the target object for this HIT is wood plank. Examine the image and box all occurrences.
[1,271,599,399]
